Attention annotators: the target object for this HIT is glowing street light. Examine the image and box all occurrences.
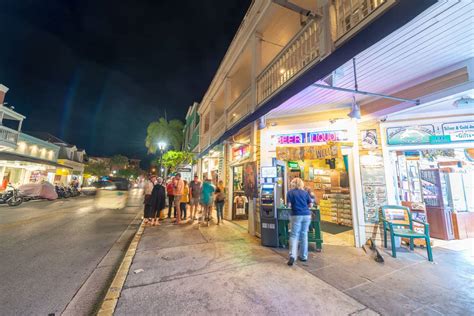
[158,141,167,150]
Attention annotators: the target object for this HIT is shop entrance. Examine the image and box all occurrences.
[277,145,356,247]
[390,148,474,240]
[231,164,249,229]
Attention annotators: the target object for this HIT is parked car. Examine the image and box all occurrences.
[81,180,117,196]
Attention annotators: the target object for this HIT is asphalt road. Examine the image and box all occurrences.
[0,190,143,315]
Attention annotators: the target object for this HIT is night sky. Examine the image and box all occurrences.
[0,0,251,162]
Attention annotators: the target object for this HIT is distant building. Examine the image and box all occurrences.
[128,158,141,169]
[183,102,200,178]
[27,132,86,185]
[0,84,65,188]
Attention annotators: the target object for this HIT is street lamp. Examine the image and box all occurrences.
[157,141,167,177]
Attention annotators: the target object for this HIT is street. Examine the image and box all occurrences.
[0,191,142,315]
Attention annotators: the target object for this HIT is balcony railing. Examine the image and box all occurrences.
[335,0,387,42]
[0,125,19,146]
[211,115,226,142]
[257,18,321,104]
[227,86,251,128]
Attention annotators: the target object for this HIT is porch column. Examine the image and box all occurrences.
[209,102,215,147]
[224,77,232,130]
[319,0,334,57]
[250,32,262,112]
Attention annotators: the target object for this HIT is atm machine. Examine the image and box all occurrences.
[260,166,282,247]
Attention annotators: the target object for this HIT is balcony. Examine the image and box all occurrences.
[335,0,389,45]
[211,115,226,143]
[257,18,321,104]
[227,86,251,129]
[0,125,19,148]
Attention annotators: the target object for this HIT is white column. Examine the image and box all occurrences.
[250,32,262,112]
[348,120,366,247]
[209,103,215,146]
[224,78,232,130]
[318,0,334,57]
[18,119,23,132]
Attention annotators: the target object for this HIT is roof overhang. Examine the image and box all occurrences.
[0,152,72,169]
[199,0,438,157]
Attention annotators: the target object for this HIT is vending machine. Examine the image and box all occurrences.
[260,166,282,247]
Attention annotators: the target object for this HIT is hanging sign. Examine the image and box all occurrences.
[442,121,474,142]
[386,125,435,145]
[276,144,341,160]
[274,130,348,145]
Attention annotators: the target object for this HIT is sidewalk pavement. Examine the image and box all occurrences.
[114,219,473,315]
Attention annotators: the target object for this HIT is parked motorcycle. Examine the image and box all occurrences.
[55,185,70,199]
[0,184,23,206]
[69,186,81,197]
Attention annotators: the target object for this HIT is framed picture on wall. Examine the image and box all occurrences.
[361,129,378,149]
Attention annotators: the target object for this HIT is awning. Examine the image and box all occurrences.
[0,152,73,169]
[198,0,437,158]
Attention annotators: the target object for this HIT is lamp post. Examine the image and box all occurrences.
[157,141,167,177]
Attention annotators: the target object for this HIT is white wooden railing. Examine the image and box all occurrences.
[257,18,321,103]
[227,87,251,128]
[0,125,19,145]
[211,115,226,142]
[335,0,387,40]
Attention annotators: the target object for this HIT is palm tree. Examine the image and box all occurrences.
[145,117,184,154]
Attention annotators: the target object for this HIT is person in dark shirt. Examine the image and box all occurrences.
[150,177,166,226]
[286,177,313,266]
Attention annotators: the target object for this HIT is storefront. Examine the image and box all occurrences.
[381,116,474,240]
[200,145,223,184]
[260,119,364,247]
[55,159,84,186]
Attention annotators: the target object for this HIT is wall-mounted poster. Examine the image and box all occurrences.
[243,162,257,199]
[387,125,435,145]
[361,129,378,149]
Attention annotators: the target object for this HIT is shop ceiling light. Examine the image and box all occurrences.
[347,96,361,120]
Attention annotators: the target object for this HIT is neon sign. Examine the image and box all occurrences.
[275,130,347,145]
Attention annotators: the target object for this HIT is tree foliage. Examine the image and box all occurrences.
[110,154,129,168]
[145,117,184,154]
[116,167,143,179]
[84,162,110,177]
[161,150,193,173]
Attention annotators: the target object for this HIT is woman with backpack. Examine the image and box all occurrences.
[215,180,226,225]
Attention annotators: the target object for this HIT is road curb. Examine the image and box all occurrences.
[97,219,145,316]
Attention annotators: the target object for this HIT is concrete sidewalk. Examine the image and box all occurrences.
[114,219,473,315]
[114,221,375,315]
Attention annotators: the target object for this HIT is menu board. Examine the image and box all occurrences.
[360,156,387,223]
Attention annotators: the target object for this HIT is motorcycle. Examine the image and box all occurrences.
[0,184,23,206]
[55,185,70,199]
[70,186,81,197]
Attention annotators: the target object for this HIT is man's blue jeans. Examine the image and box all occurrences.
[289,215,312,260]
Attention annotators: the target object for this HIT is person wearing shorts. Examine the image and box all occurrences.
[200,177,215,224]
[189,175,202,221]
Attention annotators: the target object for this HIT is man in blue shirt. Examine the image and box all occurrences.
[286,177,313,266]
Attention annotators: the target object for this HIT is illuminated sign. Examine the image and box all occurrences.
[442,121,474,142]
[275,130,347,145]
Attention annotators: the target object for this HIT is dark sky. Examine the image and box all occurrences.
[0,0,251,161]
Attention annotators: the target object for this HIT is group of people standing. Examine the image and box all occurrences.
[143,173,226,226]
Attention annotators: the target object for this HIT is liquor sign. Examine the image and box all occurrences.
[386,125,435,145]
[275,130,347,145]
[442,121,474,142]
